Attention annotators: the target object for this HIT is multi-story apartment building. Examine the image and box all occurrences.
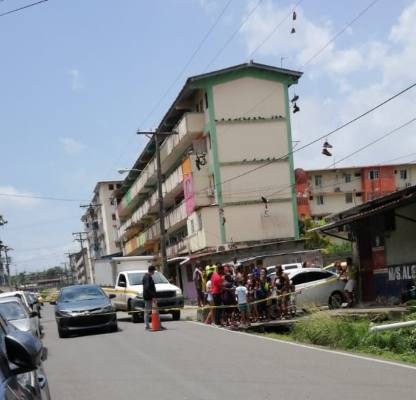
[81,181,123,261]
[295,163,416,222]
[116,61,303,263]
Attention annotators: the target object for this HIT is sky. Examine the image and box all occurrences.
[0,0,415,274]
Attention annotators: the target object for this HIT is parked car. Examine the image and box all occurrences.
[29,292,44,307]
[266,263,303,276]
[324,261,347,274]
[0,292,42,336]
[0,297,41,338]
[269,268,346,310]
[0,309,51,399]
[47,291,59,304]
[52,284,118,338]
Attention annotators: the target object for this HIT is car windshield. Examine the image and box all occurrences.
[128,271,169,285]
[60,287,106,302]
[0,302,28,321]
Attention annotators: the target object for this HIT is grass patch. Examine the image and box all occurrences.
[265,311,416,364]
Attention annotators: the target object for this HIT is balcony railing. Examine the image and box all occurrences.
[118,165,184,239]
[166,238,189,257]
[122,201,187,255]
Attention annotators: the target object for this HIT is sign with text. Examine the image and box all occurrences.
[388,264,416,281]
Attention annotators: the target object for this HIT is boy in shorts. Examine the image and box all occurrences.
[235,280,250,327]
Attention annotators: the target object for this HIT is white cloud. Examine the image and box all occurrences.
[69,69,84,91]
[60,137,86,155]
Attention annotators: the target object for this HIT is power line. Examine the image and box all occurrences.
[0,0,50,18]
[323,117,416,169]
[245,0,305,62]
[0,192,89,202]
[187,81,416,201]
[298,0,379,70]
[104,0,234,179]
[203,0,265,72]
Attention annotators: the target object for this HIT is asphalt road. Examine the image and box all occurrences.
[40,304,416,400]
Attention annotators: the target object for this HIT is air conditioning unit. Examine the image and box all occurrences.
[216,244,230,252]
[334,187,341,192]
[206,187,215,197]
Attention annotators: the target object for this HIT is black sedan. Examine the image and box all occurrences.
[52,284,118,338]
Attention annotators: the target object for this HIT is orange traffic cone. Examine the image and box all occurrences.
[150,298,162,331]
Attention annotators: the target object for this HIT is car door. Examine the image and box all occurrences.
[114,273,127,309]
[302,271,331,307]
[290,271,309,307]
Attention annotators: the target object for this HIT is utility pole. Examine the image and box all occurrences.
[136,130,178,278]
[80,203,101,259]
[65,252,76,285]
[4,246,13,291]
[72,232,88,283]
[80,203,101,284]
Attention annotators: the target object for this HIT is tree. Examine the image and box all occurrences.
[45,266,63,279]
[0,215,7,226]
[300,216,331,250]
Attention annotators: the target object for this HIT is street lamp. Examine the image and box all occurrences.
[117,168,142,174]
[117,130,178,278]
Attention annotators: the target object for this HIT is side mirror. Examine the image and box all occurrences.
[5,330,43,375]
[30,311,38,318]
[118,281,126,288]
[49,301,57,305]
[108,293,116,299]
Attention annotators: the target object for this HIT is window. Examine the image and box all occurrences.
[199,99,203,112]
[305,271,333,283]
[367,170,379,180]
[198,213,203,230]
[345,193,353,203]
[344,173,351,183]
[291,273,307,285]
[112,213,116,221]
[185,180,191,196]
[116,183,121,189]
[109,184,114,190]
[400,169,407,180]
[316,195,324,205]
[204,92,209,109]
[315,175,322,187]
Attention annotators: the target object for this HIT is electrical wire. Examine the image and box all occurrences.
[203,0,265,72]
[0,192,88,202]
[245,0,305,62]
[0,0,50,18]
[200,81,416,199]
[104,0,234,179]
[323,117,416,170]
[298,0,379,69]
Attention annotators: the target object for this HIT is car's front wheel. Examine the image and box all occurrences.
[128,301,141,323]
[172,310,181,321]
[329,291,343,309]
[58,327,68,339]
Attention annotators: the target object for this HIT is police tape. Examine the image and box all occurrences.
[54,276,344,318]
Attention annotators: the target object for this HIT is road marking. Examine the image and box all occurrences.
[189,321,416,370]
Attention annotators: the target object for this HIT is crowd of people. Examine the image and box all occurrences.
[193,259,296,328]
[192,256,362,328]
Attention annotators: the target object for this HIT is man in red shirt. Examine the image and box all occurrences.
[211,264,224,326]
